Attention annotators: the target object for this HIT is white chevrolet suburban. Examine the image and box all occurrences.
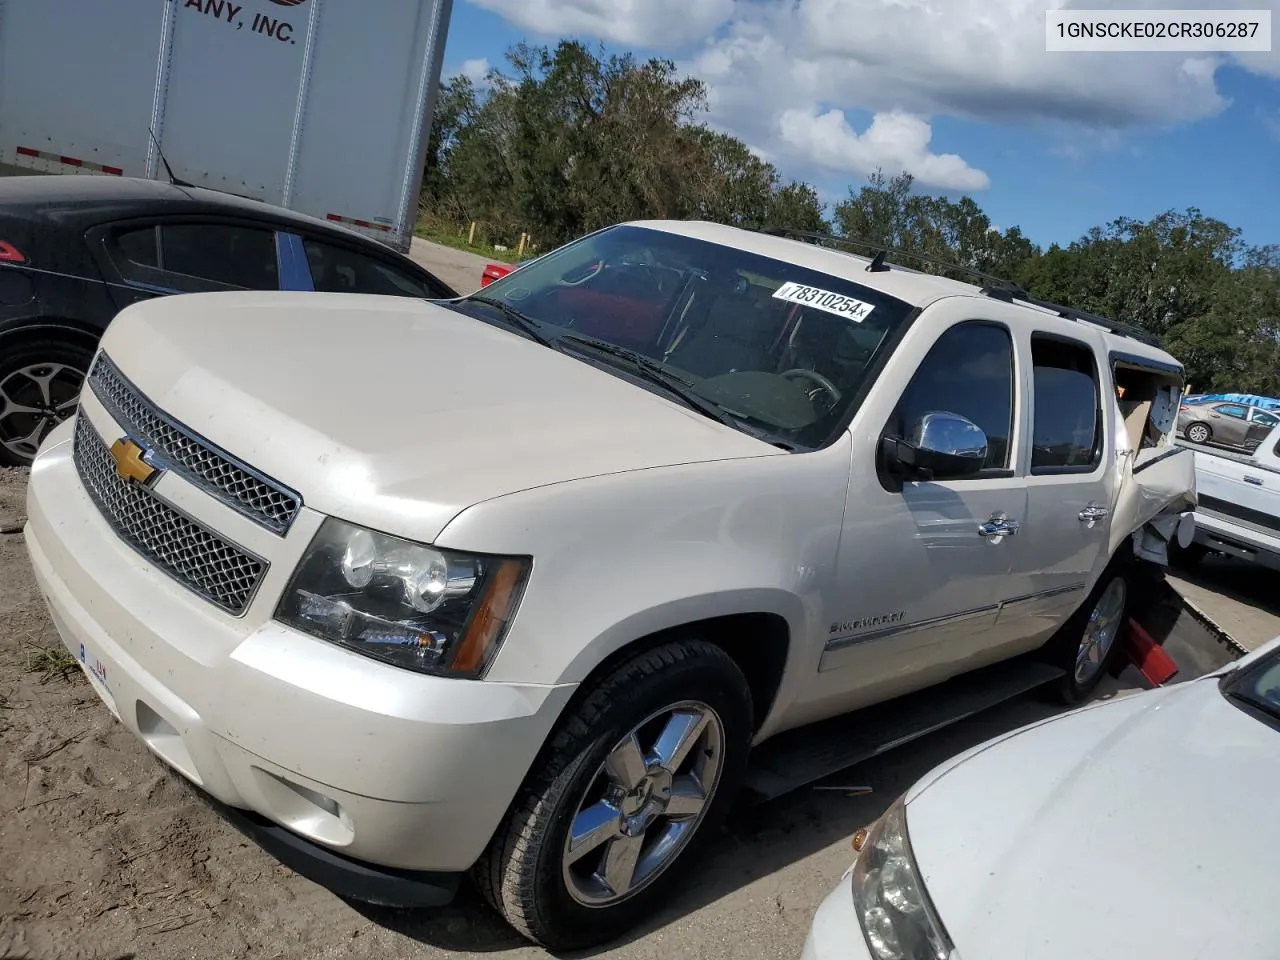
[25,221,1196,950]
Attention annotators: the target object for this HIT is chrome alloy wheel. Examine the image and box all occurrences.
[562,700,725,907]
[1075,576,1127,685]
[0,363,84,462]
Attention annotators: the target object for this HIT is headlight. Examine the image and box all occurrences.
[850,796,955,960]
[275,518,530,678]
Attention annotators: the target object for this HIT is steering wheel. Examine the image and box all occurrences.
[557,258,606,286]
[781,368,843,407]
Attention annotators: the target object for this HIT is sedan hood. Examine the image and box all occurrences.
[905,679,1280,960]
[95,292,778,542]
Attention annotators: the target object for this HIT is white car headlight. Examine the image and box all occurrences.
[275,518,530,678]
[850,796,955,960]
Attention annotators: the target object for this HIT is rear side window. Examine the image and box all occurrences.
[302,239,444,298]
[1031,335,1102,472]
[1215,403,1249,420]
[160,224,279,290]
[894,320,1015,471]
[116,226,159,268]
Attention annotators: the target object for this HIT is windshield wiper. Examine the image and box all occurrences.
[558,333,748,433]
[467,295,558,349]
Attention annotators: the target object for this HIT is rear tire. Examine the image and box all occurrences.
[0,338,94,466]
[1044,557,1132,705]
[475,639,752,951]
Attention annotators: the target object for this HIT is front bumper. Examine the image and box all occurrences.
[24,418,577,882]
[801,873,871,960]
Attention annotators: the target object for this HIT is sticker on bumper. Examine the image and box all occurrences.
[772,282,875,322]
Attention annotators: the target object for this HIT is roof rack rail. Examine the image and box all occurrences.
[753,226,1023,292]
[979,286,1162,348]
[750,225,1162,349]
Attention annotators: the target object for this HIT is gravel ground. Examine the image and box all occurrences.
[407,238,507,296]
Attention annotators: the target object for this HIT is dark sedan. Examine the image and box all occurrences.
[0,175,457,465]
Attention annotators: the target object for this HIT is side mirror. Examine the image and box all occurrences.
[882,411,988,480]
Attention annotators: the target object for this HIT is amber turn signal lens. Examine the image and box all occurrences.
[851,827,869,853]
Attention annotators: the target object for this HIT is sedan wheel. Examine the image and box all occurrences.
[1185,422,1211,444]
[0,361,86,465]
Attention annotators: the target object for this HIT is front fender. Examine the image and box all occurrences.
[434,439,852,690]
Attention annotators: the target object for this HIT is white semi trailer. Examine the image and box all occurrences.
[0,0,453,252]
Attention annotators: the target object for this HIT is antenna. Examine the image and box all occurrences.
[866,249,889,273]
[146,126,195,188]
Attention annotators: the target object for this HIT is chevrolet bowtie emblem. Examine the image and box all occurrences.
[109,438,157,486]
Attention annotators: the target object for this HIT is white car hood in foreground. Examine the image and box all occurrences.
[905,678,1280,960]
[95,292,779,542]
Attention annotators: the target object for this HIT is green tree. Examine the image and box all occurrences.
[422,40,828,247]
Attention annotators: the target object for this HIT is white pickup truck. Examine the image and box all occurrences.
[24,221,1195,950]
[1181,424,1280,571]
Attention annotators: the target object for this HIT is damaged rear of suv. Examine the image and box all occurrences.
[24,220,1194,950]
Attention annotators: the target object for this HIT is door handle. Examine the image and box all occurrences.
[978,517,1020,539]
[1078,503,1110,524]
[1245,475,1263,486]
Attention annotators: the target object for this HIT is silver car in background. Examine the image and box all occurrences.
[1178,400,1279,452]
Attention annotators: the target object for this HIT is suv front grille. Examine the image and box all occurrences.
[72,415,268,616]
[87,353,301,535]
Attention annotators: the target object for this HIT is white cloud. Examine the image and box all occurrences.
[469,0,1280,190]
[779,108,990,191]
[468,0,734,48]
[456,57,491,84]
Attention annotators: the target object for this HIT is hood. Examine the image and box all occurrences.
[905,679,1280,960]
[96,292,779,542]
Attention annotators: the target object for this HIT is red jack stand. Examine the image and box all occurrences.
[1123,617,1179,686]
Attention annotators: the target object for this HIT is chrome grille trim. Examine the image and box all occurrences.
[72,414,268,616]
[87,352,302,535]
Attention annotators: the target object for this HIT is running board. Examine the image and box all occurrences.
[742,658,1065,803]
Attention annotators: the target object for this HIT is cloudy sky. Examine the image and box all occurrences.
[441,0,1279,248]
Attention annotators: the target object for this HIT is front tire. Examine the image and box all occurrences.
[475,639,753,951]
[0,338,94,466]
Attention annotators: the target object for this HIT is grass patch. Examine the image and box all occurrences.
[24,644,82,684]
[412,219,539,263]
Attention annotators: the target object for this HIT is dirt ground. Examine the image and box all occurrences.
[3,458,1279,960]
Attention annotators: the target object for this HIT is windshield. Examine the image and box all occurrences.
[446,224,916,449]
[1221,648,1280,730]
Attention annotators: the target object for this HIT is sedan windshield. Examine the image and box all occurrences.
[446,224,916,449]
[1221,648,1280,729]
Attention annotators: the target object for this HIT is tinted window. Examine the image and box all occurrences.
[116,226,159,268]
[160,224,279,290]
[1215,403,1248,420]
[1253,411,1279,428]
[450,224,917,449]
[894,321,1014,471]
[1031,336,1101,472]
[302,239,442,298]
